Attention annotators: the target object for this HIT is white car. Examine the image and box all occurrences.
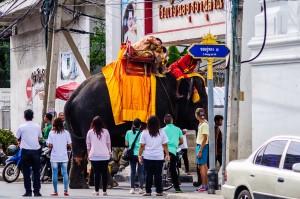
[222,136,300,199]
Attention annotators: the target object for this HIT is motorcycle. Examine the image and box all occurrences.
[2,147,22,183]
[2,145,52,183]
[40,145,70,183]
[39,146,52,183]
[0,148,8,166]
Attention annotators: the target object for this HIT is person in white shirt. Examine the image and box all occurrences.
[180,129,190,175]
[47,117,72,196]
[15,109,42,197]
[138,115,169,196]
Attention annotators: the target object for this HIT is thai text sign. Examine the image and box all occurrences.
[158,0,224,19]
[188,44,230,59]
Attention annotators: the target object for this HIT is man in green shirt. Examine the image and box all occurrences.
[43,113,53,141]
[163,114,183,193]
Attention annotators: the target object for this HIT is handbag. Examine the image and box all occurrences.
[122,130,141,161]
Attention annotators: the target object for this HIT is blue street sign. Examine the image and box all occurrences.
[187,44,230,59]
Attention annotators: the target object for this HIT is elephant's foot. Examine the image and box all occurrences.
[69,157,89,189]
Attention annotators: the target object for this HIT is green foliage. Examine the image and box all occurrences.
[0,39,10,88]
[0,129,17,152]
[89,19,106,74]
[180,46,189,56]
[168,46,181,65]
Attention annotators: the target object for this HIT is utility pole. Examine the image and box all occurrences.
[46,0,63,112]
[228,0,244,161]
[41,0,53,128]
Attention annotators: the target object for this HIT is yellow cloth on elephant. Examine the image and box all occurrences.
[186,72,206,103]
[101,57,156,125]
[186,72,206,85]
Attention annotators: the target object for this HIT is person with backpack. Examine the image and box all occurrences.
[125,118,144,194]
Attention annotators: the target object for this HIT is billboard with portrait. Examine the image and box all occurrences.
[121,0,137,44]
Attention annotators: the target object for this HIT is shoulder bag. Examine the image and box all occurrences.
[122,130,141,161]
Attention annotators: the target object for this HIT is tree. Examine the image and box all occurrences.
[168,46,181,65]
[0,39,10,88]
[89,19,106,74]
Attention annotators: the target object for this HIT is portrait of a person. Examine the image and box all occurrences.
[122,1,137,44]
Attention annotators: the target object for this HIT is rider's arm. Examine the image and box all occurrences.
[125,141,129,147]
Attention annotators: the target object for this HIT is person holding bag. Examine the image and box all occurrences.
[125,118,144,194]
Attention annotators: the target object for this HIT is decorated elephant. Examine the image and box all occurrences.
[64,71,207,188]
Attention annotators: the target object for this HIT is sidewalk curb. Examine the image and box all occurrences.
[167,190,224,199]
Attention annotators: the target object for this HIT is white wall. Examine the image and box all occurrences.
[238,0,260,158]
[249,0,300,150]
[10,11,94,133]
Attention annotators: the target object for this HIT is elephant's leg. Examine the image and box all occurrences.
[69,137,89,189]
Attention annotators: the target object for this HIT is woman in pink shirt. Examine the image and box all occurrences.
[86,116,111,196]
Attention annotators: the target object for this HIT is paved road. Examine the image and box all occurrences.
[0,181,212,199]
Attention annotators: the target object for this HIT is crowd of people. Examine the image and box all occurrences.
[15,108,223,197]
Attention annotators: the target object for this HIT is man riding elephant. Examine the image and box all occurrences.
[168,54,199,99]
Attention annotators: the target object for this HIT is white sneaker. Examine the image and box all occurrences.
[129,188,135,194]
[139,188,144,194]
[92,191,99,196]
[103,192,107,196]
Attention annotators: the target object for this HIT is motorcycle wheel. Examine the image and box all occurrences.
[162,166,180,191]
[40,163,47,183]
[2,162,20,183]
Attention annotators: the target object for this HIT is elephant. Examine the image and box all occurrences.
[64,71,207,189]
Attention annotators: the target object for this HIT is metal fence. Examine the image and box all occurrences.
[0,106,10,130]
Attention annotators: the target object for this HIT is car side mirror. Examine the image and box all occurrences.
[292,163,300,173]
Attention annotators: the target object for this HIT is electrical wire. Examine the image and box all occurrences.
[0,0,42,38]
[241,0,266,64]
[60,4,104,20]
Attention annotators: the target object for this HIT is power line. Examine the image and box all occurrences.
[241,0,266,64]
[59,4,104,20]
[0,0,41,38]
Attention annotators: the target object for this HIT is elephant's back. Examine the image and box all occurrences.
[64,72,112,138]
